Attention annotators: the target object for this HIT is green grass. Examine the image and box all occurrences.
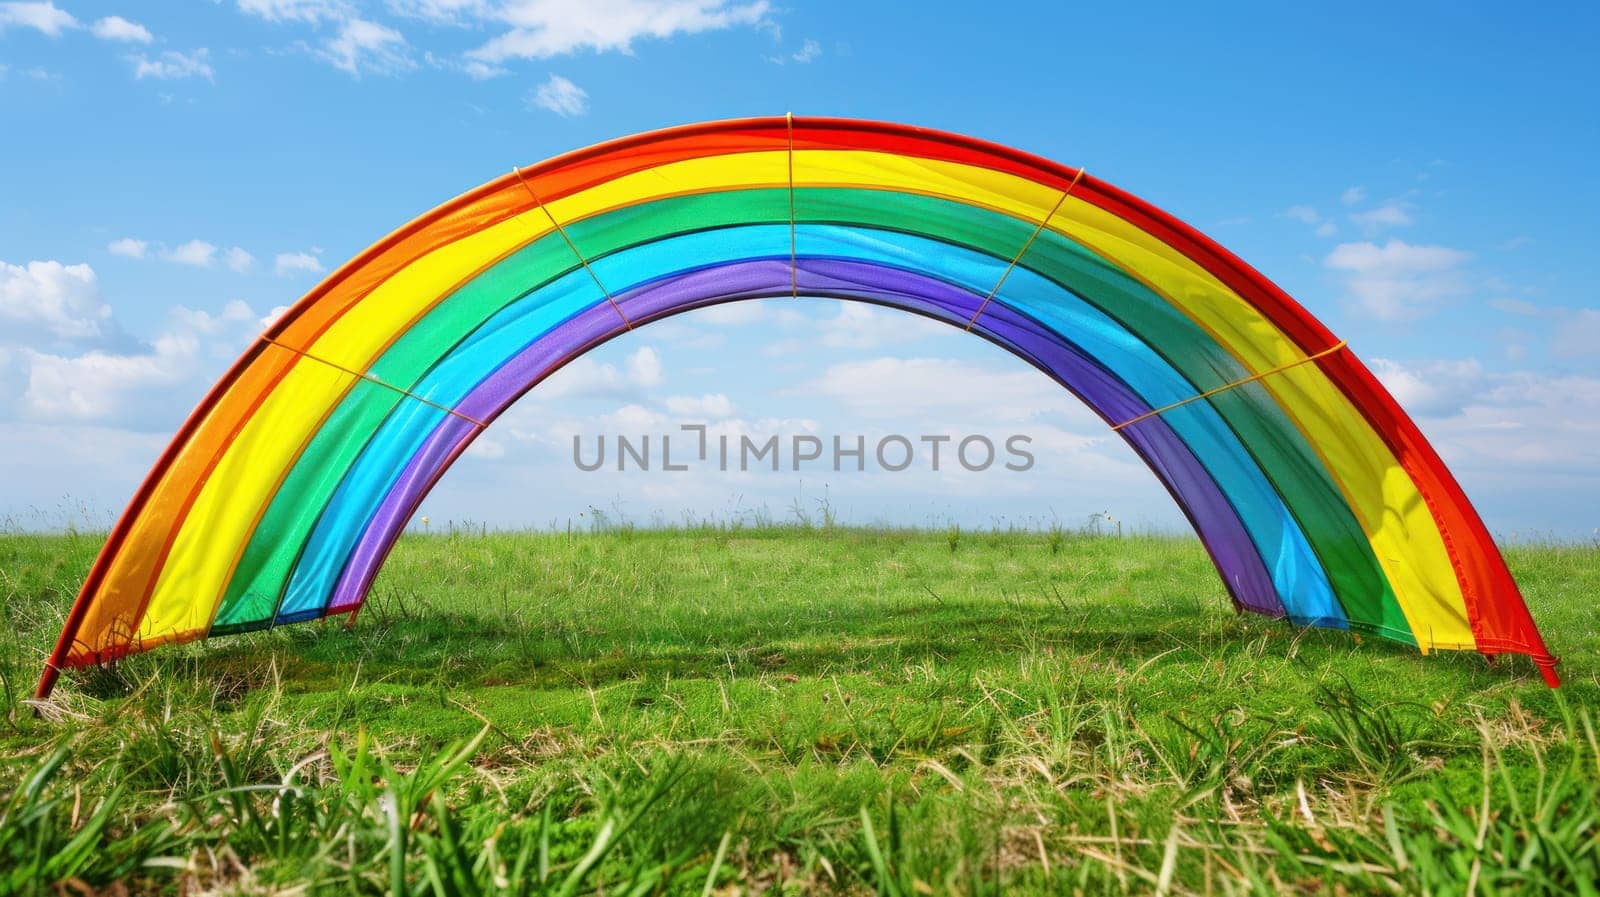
[1,525,1597,895]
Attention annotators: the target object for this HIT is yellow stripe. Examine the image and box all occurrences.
[135,353,355,638]
[136,210,549,639]
[133,148,1470,648]
[1045,195,1470,647]
[262,335,490,427]
[1110,341,1348,431]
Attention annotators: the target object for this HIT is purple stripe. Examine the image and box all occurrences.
[328,258,1280,617]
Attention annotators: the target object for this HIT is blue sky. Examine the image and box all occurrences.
[1,0,1596,536]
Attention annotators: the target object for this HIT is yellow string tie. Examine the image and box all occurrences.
[260,336,488,428]
[1111,340,1349,431]
[513,165,632,330]
[966,167,1086,332]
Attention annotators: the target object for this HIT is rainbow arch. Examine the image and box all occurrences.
[37,117,1559,698]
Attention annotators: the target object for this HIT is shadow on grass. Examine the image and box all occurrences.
[133,590,1504,702]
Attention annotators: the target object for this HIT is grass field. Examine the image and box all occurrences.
[1,525,1597,895]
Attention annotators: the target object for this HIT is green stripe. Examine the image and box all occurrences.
[1014,218,1405,636]
[799,188,1403,635]
[213,236,588,629]
[213,187,1404,638]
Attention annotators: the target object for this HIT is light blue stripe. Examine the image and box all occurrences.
[797,226,1340,624]
[276,267,607,619]
[280,223,1339,626]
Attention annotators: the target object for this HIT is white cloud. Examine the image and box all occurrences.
[0,1,76,36]
[20,300,260,422]
[1368,358,1600,487]
[241,0,777,78]
[799,356,1099,426]
[642,320,724,349]
[107,237,148,259]
[164,239,218,267]
[1348,200,1415,233]
[0,259,111,343]
[274,251,325,277]
[465,434,507,459]
[1283,205,1320,226]
[1324,239,1470,321]
[819,302,943,350]
[1552,309,1600,359]
[535,359,628,397]
[461,59,508,79]
[224,247,256,273]
[237,0,350,24]
[1340,186,1367,206]
[529,73,587,116]
[468,0,772,63]
[237,0,416,75]
[91,15,153,43]
[767,36,819,64]
[453,342,1154,529]
[108,239,255,271]
[691,301,770,325]
[259,304,291,329]
[534,345,663,399]
[320,17,413,75]
[24,343,189,419]
[131,49,215,81]
[626,345,662,386]
[1370,357,1486,418]
[456,400,1140,528]
[0,261,266,430]
[664,392,733,417]
[386,0,491,24]
[765,303,944,356]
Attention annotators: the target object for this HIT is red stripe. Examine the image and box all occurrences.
[1072,175,1556,683]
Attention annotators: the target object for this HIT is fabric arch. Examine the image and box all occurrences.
[36,116,1559,698]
